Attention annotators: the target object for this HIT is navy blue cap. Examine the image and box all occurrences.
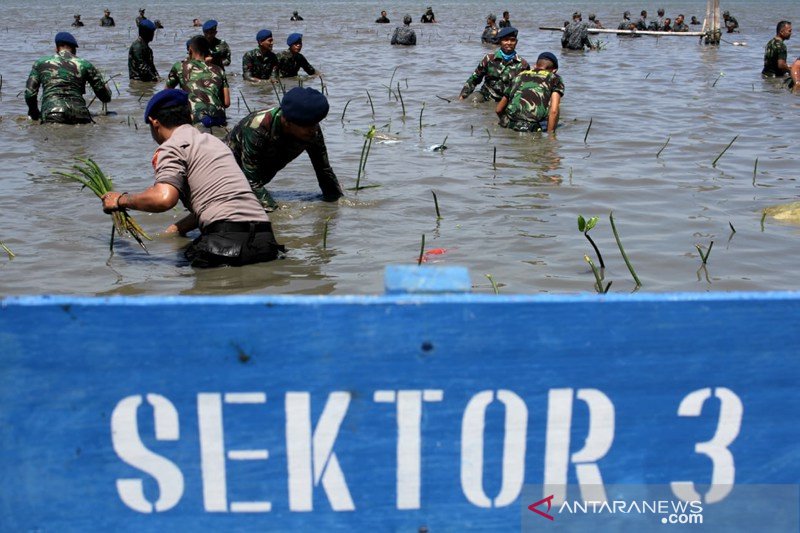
[537,51,558,69]
[281,87,329,126]
[144,89,189,123]
[185,39,191,50]
[287,32,302,46]
[256,29,272,42]
[139,19,156,30]
[496,26,518,40]
[55,31,78,48]
[202,19,218,31]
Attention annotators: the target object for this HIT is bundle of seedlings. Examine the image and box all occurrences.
[55,158,151,252]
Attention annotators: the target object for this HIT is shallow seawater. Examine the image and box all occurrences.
[0,0,799,295]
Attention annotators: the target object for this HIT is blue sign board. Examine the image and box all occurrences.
[1,268,799,530]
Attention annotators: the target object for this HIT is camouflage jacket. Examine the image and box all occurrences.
[672,21,689,32]
[762,37,788,76]
[166,59,228,126]
[618,18,633,30]
[481,25,498,44]
[208,38,231,69]
[276,50,316,77]
[499,19,511,28]
[391,26,416,45]
[460,50,529,101]
[24,50,111,124]
[562,20,591,50]
[100,16,115,27]
[128,38,159,81]
[224,107,343,200]
[501,69,564,129]
[242,48,278,80]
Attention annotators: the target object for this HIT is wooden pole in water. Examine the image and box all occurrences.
[702,0,721,44]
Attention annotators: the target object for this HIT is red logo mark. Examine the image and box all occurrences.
[528,494,555,521]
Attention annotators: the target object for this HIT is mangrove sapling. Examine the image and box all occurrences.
[753,157,758,185]
[54,158,151,253]
[485,127,491,140]
[418,234,425,266]
[0,74,3,93]
[729,222,736,234]
[435,95,451,103]
[366,89,375,117]
[578,215,604,268]
[711,72,725,88]
[397,83,405,117]
[609,211,642,287]
[656,135,670,158]
[432,135,448,152]
[485,274,500,295]
[419,102,425,131]
[492,146,497,170]
[431,190,442,220]
[0,239,14,258]
[585,255,611,293]
[760,210,767,232]
[388,66,399,99]
[323,217,330,250]
[352,126,378,191]
[238,90,252,113]
[341,99,352,121]
[695,241,714,264]
[583,117,593,144]
[712,135,739,168]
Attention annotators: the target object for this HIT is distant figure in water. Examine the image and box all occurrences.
[662,18,672,32]
[192,18,201,27]
[562,11,594,50]
[499,11,511,28]
[277,33,316,76]
[72,14,84,27]
[290,11,304,21]
[421,7,436,23]
[618,11,634,30]
[376,10,390,23]
[391,15,416,45]
[482,14,499,44]
[723,11,739,33]
[690,16,701,26]
[650,8,666,30]
[588,13,604,29]
[672,14,689,32]
[100,9,115,27]
[135,8,147,26]
[762,21,792,78]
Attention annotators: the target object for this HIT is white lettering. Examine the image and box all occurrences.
[460,390,528,508]
[111,394,184,513]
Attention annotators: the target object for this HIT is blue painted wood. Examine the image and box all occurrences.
[1,287,799,530]
[384,265,471,294]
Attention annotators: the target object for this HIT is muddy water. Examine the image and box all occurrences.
[0,0,798,295]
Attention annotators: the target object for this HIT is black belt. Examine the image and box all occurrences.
[203,220,273,234]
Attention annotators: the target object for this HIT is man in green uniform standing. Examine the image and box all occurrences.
[203,20,231,70]
[763,21,792,77]
[129,19,159,81]
[224,87,343,207]
[459,26,529,102]
[166,36,230,128]
[243,29,278,81]
[25,32,111,124]
[496,52,564,133]
[276,33,316,77]
[100,9,115,27]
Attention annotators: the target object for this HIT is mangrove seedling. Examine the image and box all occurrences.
[695,241,714,264]
[432,135,448,152]
[419,102,425,131]
[352,126,378,192]
[585,255,611,293]
[418,234,426,266]
[341,98,352,121]
[485,273,500,295]
[609,211,642,287]
[656,135,670,158]
[388,66,399,99]
[431,190,442,220]
[0,239,14,258]
[578,215,604,268]
[323,217,330,250]
[492,146,497,170]
[583,117,593,144]
[712,135,739,168]
[397,82,406,117]
[366,89,375,117]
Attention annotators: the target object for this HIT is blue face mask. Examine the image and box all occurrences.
[499,49,516,61]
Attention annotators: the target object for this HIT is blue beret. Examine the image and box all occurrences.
[185,39,192,50]
[54,31,78,48]
[256,29,272,42]
[287,32,302,46]
[144,89,189,123]
[496,26,518,40]
[202,19,218,31]
[139,19,156,30]
[537,51,558,69]
[281,87,329,126]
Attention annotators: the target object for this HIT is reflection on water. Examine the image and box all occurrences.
[1,0,799,296]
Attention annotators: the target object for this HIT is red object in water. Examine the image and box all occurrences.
[418,248,448,263]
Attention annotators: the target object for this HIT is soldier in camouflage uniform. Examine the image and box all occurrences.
[224,87,343,207]
[763,21,792,77]
[391,16,416,45]
[277,33,316,77]
[561,12,594,50]
[100,9,115,27]
[460,26,529,102]
[203,20,231,70]
[243,29,278,81]
[166,36,230,128]
[649,9,666,31]
[672,15,689,32]
[25,32,111,124]
[129,19,159,81]
[496,52,564,133]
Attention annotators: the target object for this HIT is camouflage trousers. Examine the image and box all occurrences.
[500,115,545,132]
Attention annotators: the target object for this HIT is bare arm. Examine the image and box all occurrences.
[547,92,561,133]
[102,183,180,213]
[792,59,800,91]
[222,87,230,108]
[496,96,509,115]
